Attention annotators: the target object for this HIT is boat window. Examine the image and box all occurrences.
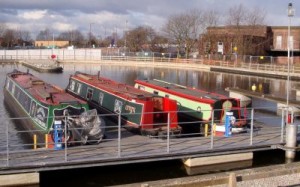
[99,92,104,105]
[153,91,159,95]
[86,88,93,100]
[69,80,76,91]
[165,94,169,98]
[76,83,82,94]
[12,84,15,95]
[30,101,37,117]
[6,79,10,90]
[138,85,145,91]
[114,99,123,113]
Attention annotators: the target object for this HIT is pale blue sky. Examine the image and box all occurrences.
[0,0,298,38]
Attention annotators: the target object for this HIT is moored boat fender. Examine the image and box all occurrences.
[78,109,105,144]
[51,109,105,145]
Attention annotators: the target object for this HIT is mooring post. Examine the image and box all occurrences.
[285,112,298,160]
[210,111,214,149]
[118,113,121,158]
[167,112,170,153]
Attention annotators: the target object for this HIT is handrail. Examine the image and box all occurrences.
[0,106,286,171]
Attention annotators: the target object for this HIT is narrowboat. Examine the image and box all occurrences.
[3,70,105,145]
[134,79,247,133]
[66,72,181,136]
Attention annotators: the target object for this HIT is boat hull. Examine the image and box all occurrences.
[3,89,46,145]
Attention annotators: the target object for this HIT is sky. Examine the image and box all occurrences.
[0,0,299,39]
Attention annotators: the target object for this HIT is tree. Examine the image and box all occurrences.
[36,28,52,41]
[57,30,85,47]
[225,4,266,55]
[2,29,17,48]
[126,26,157,52]
[15,30,32,46]
[199,10,220,55]
[162,9,204,58]
[0,23,6,38]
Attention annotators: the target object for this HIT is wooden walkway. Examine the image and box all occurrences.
[0,125,284,174]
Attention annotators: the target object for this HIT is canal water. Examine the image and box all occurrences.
[0,63,299,186]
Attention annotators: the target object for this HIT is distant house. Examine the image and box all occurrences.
[34,40,69,48]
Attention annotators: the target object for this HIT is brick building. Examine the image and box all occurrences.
[199,26,300,64]
[34,40,69,48]
[199,26,272,56]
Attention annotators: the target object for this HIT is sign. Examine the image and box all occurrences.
[217,42,223,54]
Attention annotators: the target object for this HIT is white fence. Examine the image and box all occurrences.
[0,49,102,60]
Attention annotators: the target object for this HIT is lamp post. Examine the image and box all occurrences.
[124,20,128,50]
[89,22,94,48]
[286,3,295,123]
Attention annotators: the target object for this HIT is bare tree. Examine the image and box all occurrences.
[203,10,220,29]
[224,4,267,55]
[36,28,52,40]
[14,30,32,46]
[0,23,7,37]
[163,9,204,58]
[58,30,85,47]
[2,29,17,48]
[126,26,157,52]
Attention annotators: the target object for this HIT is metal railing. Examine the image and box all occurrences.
[1,49,300,74]
[0,107,288,170]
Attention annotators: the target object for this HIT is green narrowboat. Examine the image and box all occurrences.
[4,70,105,145]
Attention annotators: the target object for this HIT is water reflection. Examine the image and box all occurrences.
[0,63,298,147]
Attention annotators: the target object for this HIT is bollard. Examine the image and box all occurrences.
[204,124,208,137]
[287,113,293,124]
[45,134,48,149]
[285,124,298,160]
[33,134,37,149]
[213,123,216,136]
[54,120,64,150]
[225,112,233,137]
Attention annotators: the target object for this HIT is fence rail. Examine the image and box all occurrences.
[1,49,300,74]
[0,107,288,173]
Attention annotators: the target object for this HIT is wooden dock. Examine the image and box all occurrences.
[0,124,284,175]
[226,87,300,106]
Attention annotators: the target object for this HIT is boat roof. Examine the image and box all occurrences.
[135,79,233,102]
[8,71,86,105]
[71,72,156,100]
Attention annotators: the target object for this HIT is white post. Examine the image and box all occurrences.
[167,112,170,153]
[118,113,121,158]
[250,108,254,145]
[210,111,214,149]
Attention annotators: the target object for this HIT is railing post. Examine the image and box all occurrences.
[250,108,254,145]
[167,112,170,153]
[6,121,9,167]
[281,108,285,143]
[64,116,68,162]
[210,110,214,149]
[118,113,121,158]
